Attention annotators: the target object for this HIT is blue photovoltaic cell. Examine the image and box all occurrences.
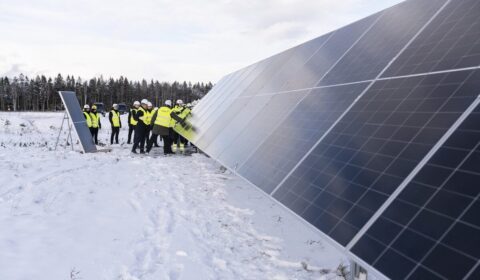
[239,82,369,194]
[272,69,480,246]
[382,0,480,77]
[318,0,446,86]
[352,103,480,280]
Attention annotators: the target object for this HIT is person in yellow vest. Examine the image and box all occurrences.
[127,100,140,144]
[147,100,183,155]
[109,103,122,145]
[144,102,154,147]
[171,99,187,152]
[150,106,161,147]
[90,105,102,145]
[131,99,149,154]
[83,104,93,136]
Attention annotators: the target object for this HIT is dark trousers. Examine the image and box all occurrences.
[172,130,179,145]
[144,127,151,147]
[161,134,173,154]
[111,127,119,144]
[132,126,146,152]
[151,134,160,146]
[128,125,135,144]
[92,127,99,144]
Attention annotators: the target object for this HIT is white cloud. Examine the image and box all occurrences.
[0,0,404,82]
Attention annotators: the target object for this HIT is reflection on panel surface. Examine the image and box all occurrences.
[273,70,479,246]
[240,83,369,194]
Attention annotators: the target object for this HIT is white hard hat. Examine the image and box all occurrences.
[154,107,158,110]
[165,100,172,106]
[147,102,153,107]
[113,103,118,108]
[141,99,148,104]
[84,104,90,109]
[176,99,183,105]
[186,103,192,108]
[133,101,140,106]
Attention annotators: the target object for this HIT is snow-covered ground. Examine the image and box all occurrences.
[0,112,346,280]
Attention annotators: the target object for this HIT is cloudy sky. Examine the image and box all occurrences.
[0,0,404,83]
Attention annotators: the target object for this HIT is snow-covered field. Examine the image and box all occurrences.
[0,112,345,280]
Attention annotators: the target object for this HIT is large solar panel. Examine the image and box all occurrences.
[176,0,480,278]
[58,91,97,153]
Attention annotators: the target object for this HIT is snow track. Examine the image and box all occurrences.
[0,112,343,280]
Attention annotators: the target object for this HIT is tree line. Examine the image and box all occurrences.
[0,73,213,111]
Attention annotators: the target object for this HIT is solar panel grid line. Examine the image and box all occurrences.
[378,65,480,82]
[239,65,480,100]
[347,94,480,250]
[464,260,480,280]
[235,12,388,181]
[240,79,375,98]
[398,141,480,280]
[269,0,451,198]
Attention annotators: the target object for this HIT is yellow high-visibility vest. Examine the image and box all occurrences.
[83,111,92,128]
[111,110,120,127]
[170,105,184,127]
[138,107,148,125]
[155,106,172,128]
[90,112,100,128]
[129,108,138,126]
[144,110,153,125]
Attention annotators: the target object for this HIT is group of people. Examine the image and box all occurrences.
[82,99,192,155]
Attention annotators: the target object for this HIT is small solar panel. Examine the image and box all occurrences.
[58,91,97,153]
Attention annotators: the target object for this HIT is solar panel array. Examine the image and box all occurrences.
[178,0,480,279]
